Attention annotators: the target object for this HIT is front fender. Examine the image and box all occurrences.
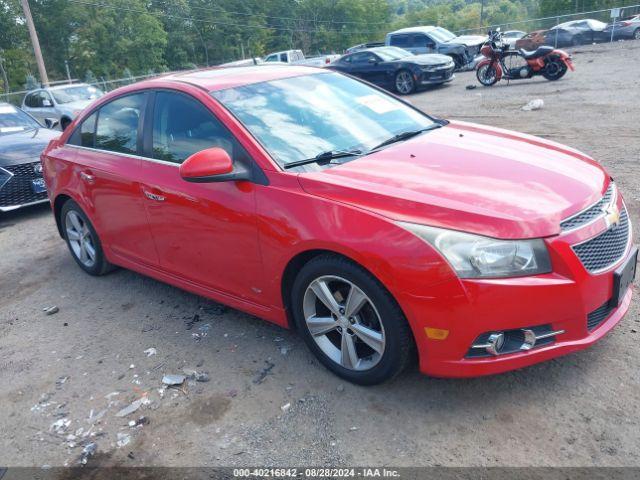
[476,58,503,80]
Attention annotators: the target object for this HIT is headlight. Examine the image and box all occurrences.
[397,222,552,278]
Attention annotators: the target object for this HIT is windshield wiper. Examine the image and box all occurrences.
[368,125,442,153]
[283,149,363,169]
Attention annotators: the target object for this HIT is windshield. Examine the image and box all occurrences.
[212,72,435,169]
[374,47,412,61]
[0,104,41,134]
[51,85,103,105]
[433,27,457,42]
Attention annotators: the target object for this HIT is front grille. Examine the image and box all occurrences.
[587,300,614,331]
[0,162,48,208]
[560,183,615,231]
[572,207,630,273]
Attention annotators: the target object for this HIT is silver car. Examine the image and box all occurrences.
[22,83,103,131]
[604,14,640,40]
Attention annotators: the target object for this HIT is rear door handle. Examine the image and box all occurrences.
[79,171,95,184]
[143,190,165,202]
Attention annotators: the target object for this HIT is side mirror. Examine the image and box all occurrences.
[368,57,377,64]
[179,147,250,183]
[44,118,59,129]
[42,99,53,107]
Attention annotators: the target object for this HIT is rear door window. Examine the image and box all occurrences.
[25,93,39,108]
[94,94,145,155]
[390,34,410,48]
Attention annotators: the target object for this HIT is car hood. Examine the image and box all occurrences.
[0,128,60,166]
[445,35,486,47]
[298,121,608,239]
[392,54,452,66]
[57,99,93,114]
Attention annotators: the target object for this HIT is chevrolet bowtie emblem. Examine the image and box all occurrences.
[604,203,620,228]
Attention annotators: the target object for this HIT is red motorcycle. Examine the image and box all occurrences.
[476,29,574,86]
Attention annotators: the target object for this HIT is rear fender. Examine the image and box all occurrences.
[476,58,503,80]
[551,49,575,71]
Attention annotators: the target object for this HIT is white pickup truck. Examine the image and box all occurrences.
[263,49,341,67]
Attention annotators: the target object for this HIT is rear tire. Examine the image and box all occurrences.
[291,254,414,385]
[61,199,114,276]
[476,63,498,86]
[541,56,568,81]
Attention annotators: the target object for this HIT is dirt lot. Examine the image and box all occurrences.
[1,40,639,469]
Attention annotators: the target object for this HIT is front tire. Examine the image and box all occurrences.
[476,63,498,86]
[60,117,71,131]
[394,70,415,95]
[291,254,414,385]
[61,199,114,276]
[542,56,568,81]
[634,28,640,41]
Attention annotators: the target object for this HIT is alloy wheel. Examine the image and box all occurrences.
[477,64,497,86]
[634,29,640,40]
[395,71,414,94]
[65,210,97,268]
[303,275,385,371]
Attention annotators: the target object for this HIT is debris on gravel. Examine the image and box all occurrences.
[162,374,187,386]
[521,98,544,111]
[115,397,149,418]
[143,347,157,357]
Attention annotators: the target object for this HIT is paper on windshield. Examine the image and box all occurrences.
[355,95,400,115]
[0,127,24,133]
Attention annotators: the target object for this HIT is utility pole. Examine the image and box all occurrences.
[479,0,486,32]
[64,60,71,83]
[20,0,49,87]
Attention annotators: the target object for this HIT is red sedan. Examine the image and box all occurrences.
[41,66,637,385]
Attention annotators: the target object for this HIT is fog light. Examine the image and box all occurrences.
[486,332,505,355]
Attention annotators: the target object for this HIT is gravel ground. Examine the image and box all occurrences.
[0,40,639,469]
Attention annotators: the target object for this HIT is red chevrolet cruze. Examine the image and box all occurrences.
[41,66,637,385]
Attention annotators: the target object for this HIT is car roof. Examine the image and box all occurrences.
[144,65,324,91]
[388,26,437,35]
[26,83,93,93]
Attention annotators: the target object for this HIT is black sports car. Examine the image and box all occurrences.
[329,47,455,95]
[0,103,59,212]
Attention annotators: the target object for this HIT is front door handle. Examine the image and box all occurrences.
[79,171,95,184]
[143,190,165,202]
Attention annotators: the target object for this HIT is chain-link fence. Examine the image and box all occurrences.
[0,71,171,106]
[456,3,640,48]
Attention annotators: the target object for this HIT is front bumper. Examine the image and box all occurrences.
[421,285,632,377]
[397,192,636,378]
[419,68,455,85]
